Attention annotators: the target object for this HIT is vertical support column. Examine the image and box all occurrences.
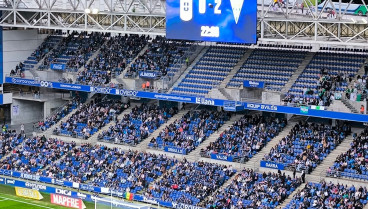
[0,25,3,84]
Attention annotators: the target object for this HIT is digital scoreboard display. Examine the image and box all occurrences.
[166,0,257,43]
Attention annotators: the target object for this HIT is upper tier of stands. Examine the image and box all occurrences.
[228,49,307,91]
[43,32,105,72]
[286,52,367,107]
[285,181,368,209]
[202,169,302,208]
[263,121,351,173]
[97,104,178,145]
[327,128,368,180]
[53,98,127,139]
[0,136,76,175]
[76,34,149,86]
[148,110,231,154]
[201,115,286,163]
[172,46,246,96]
[147,160,235,206]
[125,36,192,78]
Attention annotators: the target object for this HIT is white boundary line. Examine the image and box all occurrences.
[0,196,55,209]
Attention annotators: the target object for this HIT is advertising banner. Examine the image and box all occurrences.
[260,161,285,170]
[210,153,234,162]
[50,193,86,209]
[243,80,265,88]
[15,187,43,200]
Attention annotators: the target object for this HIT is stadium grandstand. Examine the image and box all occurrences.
[0,0,367,209]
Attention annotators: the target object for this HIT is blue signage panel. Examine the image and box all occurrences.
[243,80,265,88]
[260,161,285,170]
[50,63,66,70]
[210,153,234,162]
[5,77,368,122]
[139,71,158,79]
[166,0,257,43]
[164,146,187,155]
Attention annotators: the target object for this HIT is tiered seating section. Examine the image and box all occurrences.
[53,98,126,139]
[0,137,76,175]
[327,128,368,180]
[285,182,368,209]
[76,34,149,86]
[263,121,350,173]
[148,110,230,154]
[98,104,178,145]
[202,169,302,208]
[228,49,306,91]
[147,160,235,206]
[125,36,192,78]
[201,115,286,162]
[38,97,82,131]
[172,46,246,96]
[91,150,177,193]
[287,52,366,106]
[0,131,24,159]
[45,32,105,72]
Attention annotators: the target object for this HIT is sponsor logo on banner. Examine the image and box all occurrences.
[260,161,284,170]
[25,182,47,190]
[56,188,72,196]
[40,80,52,88]
[51,178,64,185]
[243,80,265,88]
[300,106,309,114]
[142,196,159,204]
[195,97,215,105]
[15,187,43,200]
[172,202,204,209]
[11,78,40,86]
[21,173,40,181]
[50,194,86,209]
[139,71,157,79]
[0,177,4,183]
[6,179,15,185]
[115,89,138,97]
[50,63,66,70]
[247,103,277,111]
[90,86,114,94]
[77,193,87,199]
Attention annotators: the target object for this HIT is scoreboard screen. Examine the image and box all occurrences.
[166,0,257,43]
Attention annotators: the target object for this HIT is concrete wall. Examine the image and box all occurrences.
[43,98,68,120]
[11,99,43,125]
[3,30,47,78]
[262,91,282,105]
[240,88,263,100]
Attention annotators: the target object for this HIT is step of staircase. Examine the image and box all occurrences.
[341,98,359,113]
[168,46,210,93]
[281,52,316,93]
[277,183,306,209]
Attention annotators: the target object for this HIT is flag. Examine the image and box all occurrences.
[124,192,134,201]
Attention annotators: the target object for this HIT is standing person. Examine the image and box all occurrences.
[301,170,306,183]
[185,57,189,67]
[20,124,25,134]
[360,105,365,114]
[293,167,296,179]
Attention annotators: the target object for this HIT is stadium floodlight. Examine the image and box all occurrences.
[85,8,91,14]
[92,8,99,14]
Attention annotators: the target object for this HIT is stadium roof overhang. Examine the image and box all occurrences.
[0,0,367,47]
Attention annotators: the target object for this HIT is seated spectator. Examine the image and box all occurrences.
[54,97,127,139]
[263,121,350,173]
[149,110,231,153]
[202,169,302,208]
[286,181,368,209]
[91,150,177,193]
[327,128,368,179]
[98,104,177,145]
[0,136,76,175]
[145,159,235,206]
[202,115,286,163]
[38,97,82,131]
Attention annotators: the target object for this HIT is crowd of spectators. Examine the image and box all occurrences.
[98,104,177,145]
[285,181,368,209]
[91,150,177,194]
[202,169,302,209]
[148,110,231,153]
[327,128,368,179]
[145,159,235,206]
[263,121,351,173]
[43,31,105,71]
[0,130,24,159]
[53,97,127,139]
[0,136,76,174]
[76,34,149,86]
[201,115,286,163]
[345,75,368,102]
[38,97,82,131]
[125,36,190,78]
